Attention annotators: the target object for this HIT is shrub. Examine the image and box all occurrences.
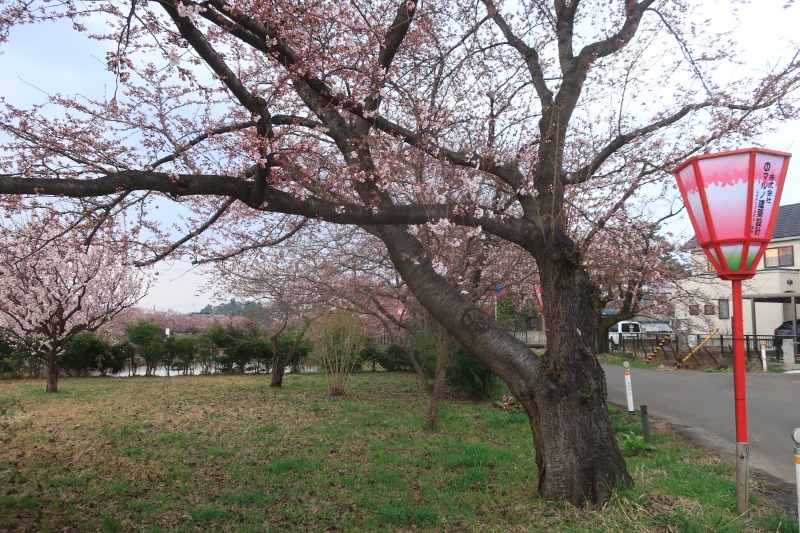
[0,331,46,378]
[62,331,118,376]
[313,312,367,396]
[408,326,501,400]
[358,343,380,371]
[375,343,412,372]
[445,343,501,400]
[125,320,167,376]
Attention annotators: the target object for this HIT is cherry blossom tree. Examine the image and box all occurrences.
[214,220,534,426]
[212,246,323,386]
[1,0,799,503]
[0,213,144,392]
[583,208,686,351]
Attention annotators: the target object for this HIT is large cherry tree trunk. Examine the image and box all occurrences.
[377,225,631,504]
[269,321,310,388]
[527,254,632,501]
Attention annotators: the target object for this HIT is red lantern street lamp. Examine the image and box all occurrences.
[673,147,792,514]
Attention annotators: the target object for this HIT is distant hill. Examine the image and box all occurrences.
[197,299,265,317]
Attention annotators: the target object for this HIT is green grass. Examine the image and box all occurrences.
[599,352,661,369]
[0,372,796,532]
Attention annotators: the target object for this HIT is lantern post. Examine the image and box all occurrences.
[672,148,792,514]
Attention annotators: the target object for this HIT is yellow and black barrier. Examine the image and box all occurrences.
[680,328,719,365]
[645,334,673,365]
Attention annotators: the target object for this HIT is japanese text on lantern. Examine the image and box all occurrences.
[752,162,775,236]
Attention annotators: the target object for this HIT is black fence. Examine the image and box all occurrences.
[509,329,547,347]
[614,333,783,365]
[506,328,791,367]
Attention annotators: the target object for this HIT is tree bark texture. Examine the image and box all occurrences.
[529,257,632,502]
[269,334,284,388]
[45,348,59,393]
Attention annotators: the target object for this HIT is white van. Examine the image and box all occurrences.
[608,320,641,349]
[640,322,673,335]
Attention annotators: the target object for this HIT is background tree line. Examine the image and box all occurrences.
[0,320,310,379]
[0,312,508,401]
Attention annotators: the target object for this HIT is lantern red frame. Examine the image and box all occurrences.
[673,147,792,281]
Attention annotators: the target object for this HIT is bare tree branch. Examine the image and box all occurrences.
[134,197,236,266]
[192,219,308,264]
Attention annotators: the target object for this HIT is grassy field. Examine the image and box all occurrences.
[0,372,796,532]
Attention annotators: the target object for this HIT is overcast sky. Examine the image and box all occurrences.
[1,2,799,311]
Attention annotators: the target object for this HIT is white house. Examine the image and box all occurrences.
[677,202,800,338]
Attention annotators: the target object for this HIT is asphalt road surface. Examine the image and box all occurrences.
[602,363,800,483]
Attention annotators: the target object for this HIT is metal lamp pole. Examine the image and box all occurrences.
[731,279,749,513]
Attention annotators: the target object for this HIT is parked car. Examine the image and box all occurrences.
[608,320,641,350]
[773,320,800,356]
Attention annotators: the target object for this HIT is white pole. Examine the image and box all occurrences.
[623,361,634,414]
[760,340,768,372]
[797,448,800,531]
[793,428,800,529]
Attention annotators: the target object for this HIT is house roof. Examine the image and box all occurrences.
[685,202,800,249]
[771,202,800,239]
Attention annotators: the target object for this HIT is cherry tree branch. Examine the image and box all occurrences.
[575,1,655,66]
[149,121,257,169]
[82,192,131,247]
[134,197,235,266]
[646,7,711,97]
[568,102,709,185]
[161,1,267,116]
[192,219,309,264]
[482,0,554,107]
[0,172,535,244]
[192,0,524,189]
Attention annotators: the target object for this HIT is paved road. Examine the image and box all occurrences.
[602,363,800,483]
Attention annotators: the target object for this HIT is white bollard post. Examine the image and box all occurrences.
[792,428,800,528]
[760,340,768,372]
[623,361,634,414]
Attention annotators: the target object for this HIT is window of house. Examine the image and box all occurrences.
[704,304,715,315]
[718,300,730,320]
[689,305,700,316]
[765,246,794,268]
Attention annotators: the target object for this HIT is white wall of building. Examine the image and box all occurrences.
[677,237,800,336]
